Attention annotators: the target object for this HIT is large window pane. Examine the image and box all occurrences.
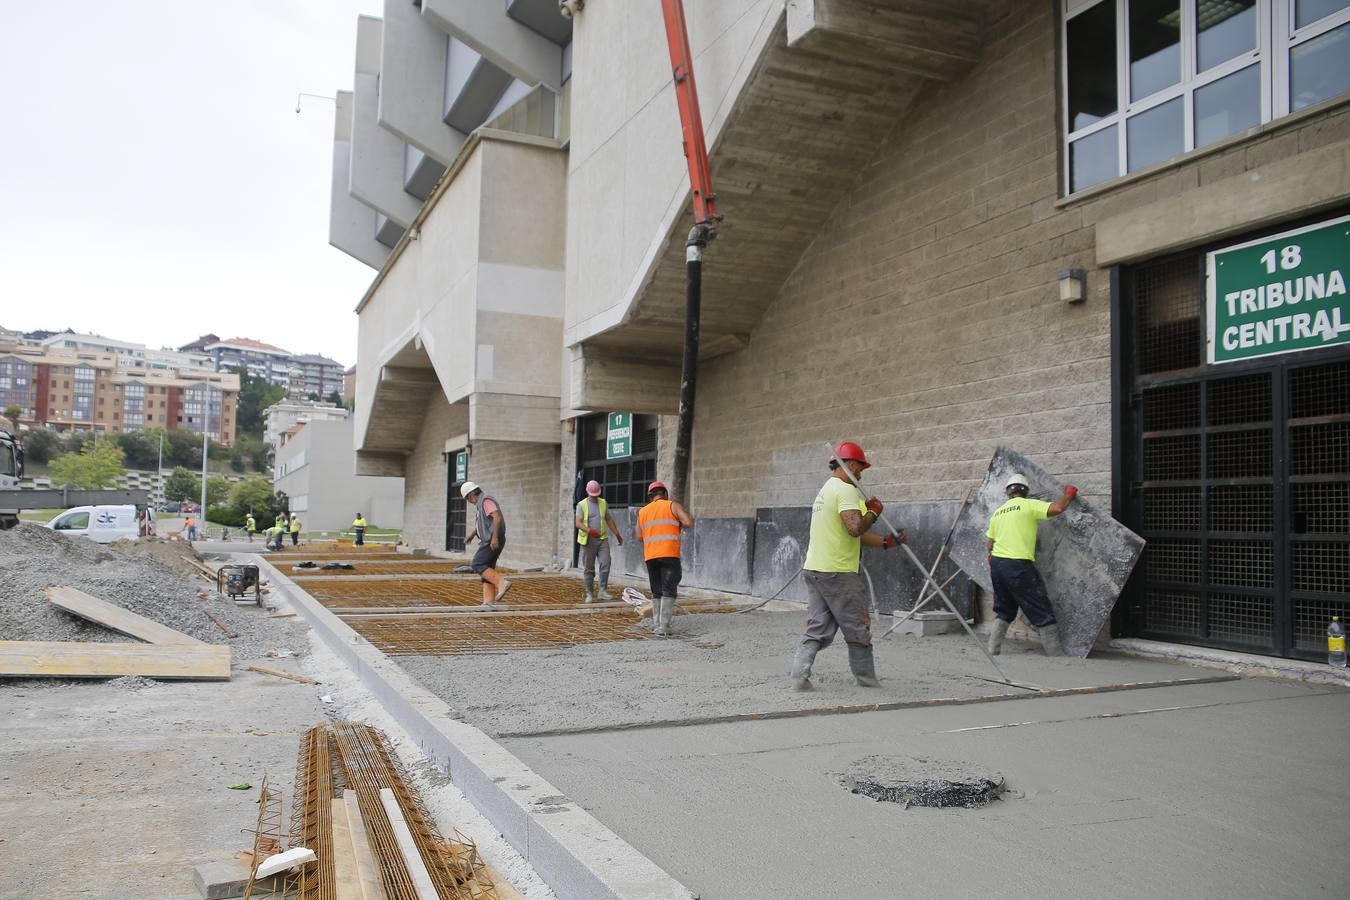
[1195,64,1261,146]
[1296,0,1350,29]
[1071,125,1119,192]
[1130,0,1182,101]
[1068,1,1118,131]
[1291,22,1350,110]
[1197,0,1257,71]
[1127,96,1184,170]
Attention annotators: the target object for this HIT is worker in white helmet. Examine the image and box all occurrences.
[985,473,1078,656]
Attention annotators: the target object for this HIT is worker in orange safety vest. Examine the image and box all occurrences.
[636,481,694,636]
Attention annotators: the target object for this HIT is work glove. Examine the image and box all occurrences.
[587,528,601,539]
[1064,485,1078,498]
[616,534,624,545]
[882,532,905,549]
[988,554,993,566]
[865,497,884,517]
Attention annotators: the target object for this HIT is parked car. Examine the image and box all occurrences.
[159,500,182,514]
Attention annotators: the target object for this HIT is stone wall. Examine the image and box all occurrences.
[402,392,467,552]
[467,439,561,569]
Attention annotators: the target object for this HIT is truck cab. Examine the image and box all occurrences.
[0,426,23,529]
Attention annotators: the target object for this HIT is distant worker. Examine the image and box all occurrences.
[245,512,257,543]
[986,473,1077,657]
[462,482,512,605]
[636,481,694,636]
[267,520,285,551]
[289,513,301,546]
[575,480,623,603]
[184,516,198,543]
[352,513,367,546]
[790,441,904,692]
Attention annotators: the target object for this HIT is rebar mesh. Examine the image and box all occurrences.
[346,611,658,655]
[291,562,480,577]
[304,577,590,609]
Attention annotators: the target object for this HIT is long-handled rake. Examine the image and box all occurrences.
[880,486,973,640]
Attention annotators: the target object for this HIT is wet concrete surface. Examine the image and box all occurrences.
[503,676,1350,899]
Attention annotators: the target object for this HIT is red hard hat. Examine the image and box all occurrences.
[834,441,871,469]
[647,481,668,496]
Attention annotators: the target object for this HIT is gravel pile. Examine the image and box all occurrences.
[837,755,1005,809]
[0,524,305,658]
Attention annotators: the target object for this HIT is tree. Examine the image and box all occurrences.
[230,435,266,473]
[206,475,230,508]
[164,466,200,502]
[228,477,287,522]
[163,429,203,468]
[108,430,158,469]
[306,392,319,402]
[49,442,126,490]
[326,390,342,407]
[234,367,286,439]
[19,427,62,464]
[2,404,19,422]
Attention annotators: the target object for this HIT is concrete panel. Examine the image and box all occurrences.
[374,213,405,247]
[750,506,811,603]
[330,93,390,269]
[444,45,514,134]
[507,0,573,46]
[423,0,564,90]
[351,69,423,227]
[469,393,562,445]
[570,353,680,416]
[1095,141,1350,265]
[480,139,568,270]
[678,517,754,594]
[403,144,447,201]
[947,448,1146,658]
[860,501,974,618]
[476,310,563,398]
[380,0,467,165]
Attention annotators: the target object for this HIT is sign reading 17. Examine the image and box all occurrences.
[1259,244,1302,273]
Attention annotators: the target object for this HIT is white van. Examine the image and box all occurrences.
[45,505,154,543]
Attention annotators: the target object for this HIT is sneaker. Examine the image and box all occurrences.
[494,578,513,603]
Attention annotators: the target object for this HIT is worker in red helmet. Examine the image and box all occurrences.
[637,480,694,635]
[575,479,623,603]
[790,441,905,691]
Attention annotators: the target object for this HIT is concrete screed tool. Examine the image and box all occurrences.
[824,442,1029,689]
[879,486,974,640]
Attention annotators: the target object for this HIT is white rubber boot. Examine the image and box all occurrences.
[1040,624,1066,657]
[790,640,821,691]
[988,619,1010,656]
[656,596,674,636]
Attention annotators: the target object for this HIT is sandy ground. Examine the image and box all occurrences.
[395,609,1217,737]
[504,676,1350,899]
[0,631,553,899]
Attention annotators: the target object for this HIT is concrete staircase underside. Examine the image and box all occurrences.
[356,357,441,476]
[583,0,999,365]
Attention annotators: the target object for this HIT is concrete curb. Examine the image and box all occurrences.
[1111,638,1350,687]
[246,555,696,900]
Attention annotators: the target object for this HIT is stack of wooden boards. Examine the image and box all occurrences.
[0,586,231,680]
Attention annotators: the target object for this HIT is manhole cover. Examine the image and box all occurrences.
[837,755,1005,809]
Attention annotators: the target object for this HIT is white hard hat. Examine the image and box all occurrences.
[1005,473,1030,490]
[459,481,480,499]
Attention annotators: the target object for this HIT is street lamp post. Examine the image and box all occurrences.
[199,385,211,523]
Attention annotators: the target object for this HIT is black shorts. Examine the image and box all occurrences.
[471,541,504,575]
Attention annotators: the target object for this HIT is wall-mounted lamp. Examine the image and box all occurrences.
[295,92,336,114]
[1058,268,1087,304]
[408,227,420,242]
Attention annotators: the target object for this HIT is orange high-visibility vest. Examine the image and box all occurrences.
[638,499,682,561]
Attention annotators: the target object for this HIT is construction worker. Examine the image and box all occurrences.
[245,512,257,543]
[268,520,285,551]
[183,515,198,542]
[462,482,512,605]
[790,441,904,692]
[575,480,623,603]
[986,473,1077,657]
[289,513,301,546]
[352,512,367,546]
[636,481,694,635]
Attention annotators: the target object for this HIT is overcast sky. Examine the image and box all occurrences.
[0,1,383,367]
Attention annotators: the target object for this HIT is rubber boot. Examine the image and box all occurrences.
[650,597,663,633]
[790,640,821,691]
[598,583,613,602]
[656,596,674,636]
[848,643,882,688]
[1040,623,1066,657]
[584,572,595,604]
[987,619,1010,656]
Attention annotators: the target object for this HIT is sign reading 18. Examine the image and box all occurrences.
[1259,244,1302,273]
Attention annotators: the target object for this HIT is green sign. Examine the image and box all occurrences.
[1207,214,1350,364]
[606,412,632,460]
[455,451,467,483]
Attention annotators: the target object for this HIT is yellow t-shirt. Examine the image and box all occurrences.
[804,476,867,573]
[986,497,1052,561]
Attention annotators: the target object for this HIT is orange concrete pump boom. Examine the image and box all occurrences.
[660,0,720,228]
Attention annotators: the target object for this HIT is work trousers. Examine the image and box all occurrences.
[645,556,681,599]
[290,531,299,546]
[802,570,871,648]
[582,538,611,590]
[354,527,365,546]
[990,557,1056,628]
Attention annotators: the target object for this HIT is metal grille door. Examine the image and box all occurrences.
[446,451,466,553]
[1125,252,1350,660]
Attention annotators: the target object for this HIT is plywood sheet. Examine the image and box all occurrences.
[947,447,1145,657]
[45,586,203,645]
[0,641,230,680]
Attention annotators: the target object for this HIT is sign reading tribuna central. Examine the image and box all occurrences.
[606,412,632,460]
[1207,214,1350,364]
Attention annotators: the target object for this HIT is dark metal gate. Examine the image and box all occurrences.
[446,448,467,554]
[1120,250,1350,660]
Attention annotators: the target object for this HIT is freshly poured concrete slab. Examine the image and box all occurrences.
[947,447,1145,657]
[504,678,1350,899]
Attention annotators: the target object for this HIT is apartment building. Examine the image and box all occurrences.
[287,353,347,401]
[331,0,1350,663]
[200,337,295,388]
[273,418,403,532]
[40,331,214,372]
[0,343,239,445]
[262,398,351,452]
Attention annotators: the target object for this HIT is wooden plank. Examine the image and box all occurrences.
[45,586,203,645]
[343,792,387,900]
[0,641,230,680]
[485,866,527,900]
[247,665,320,685]
[378,788,437,900]
[330,798,362,900]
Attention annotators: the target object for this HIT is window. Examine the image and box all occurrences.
[123,382,144,431]
[1064,1,1350,193]
[71,365,94,421]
